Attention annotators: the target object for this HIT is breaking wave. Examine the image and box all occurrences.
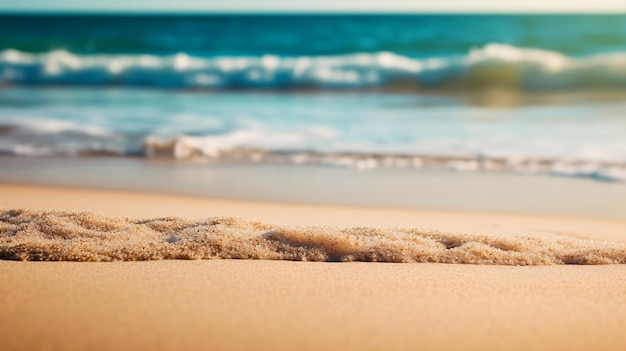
[2,209,626,264]
[1,119,626,182]
[0,119,129,157]
[4,44,626,91]
[143,136,626,182]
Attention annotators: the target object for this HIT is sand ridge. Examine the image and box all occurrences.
[2,208,625,264]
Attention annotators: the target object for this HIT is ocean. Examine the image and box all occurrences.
[1,14,626,183]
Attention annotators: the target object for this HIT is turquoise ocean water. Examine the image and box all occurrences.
[1,14,626,181]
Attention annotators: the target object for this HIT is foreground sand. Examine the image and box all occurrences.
[3,261,626,351]
[2,183,626,350]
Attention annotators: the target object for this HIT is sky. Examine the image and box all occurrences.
[1,0,626,13]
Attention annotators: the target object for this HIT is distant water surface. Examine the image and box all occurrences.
[1,14,626,182]
[3,14,626,91]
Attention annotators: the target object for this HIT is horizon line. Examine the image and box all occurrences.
[1,10,626,15]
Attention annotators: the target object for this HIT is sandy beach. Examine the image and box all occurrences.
[3,261,626,351]
[2,183,626,351]
[4,8,626,351]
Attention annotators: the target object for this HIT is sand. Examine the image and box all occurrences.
[2,183,626,350]
[3,208,626,264]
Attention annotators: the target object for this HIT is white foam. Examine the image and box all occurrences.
[2,118,113,137]
[0,119,124,156]
[139,133,626,182]
[143,126,339,159]
[3,44,626,90]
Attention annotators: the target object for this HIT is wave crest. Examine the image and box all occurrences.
[4,44,626,91]
[1,119,625,182]
[0,119,126,157]
[141,135,626,182]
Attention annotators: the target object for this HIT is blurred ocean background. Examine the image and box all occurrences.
[1,14,626,182]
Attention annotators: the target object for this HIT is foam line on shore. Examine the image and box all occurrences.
[1,209,625,264]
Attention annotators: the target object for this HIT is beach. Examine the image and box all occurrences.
[3,260,626,351]
[3,12,626,351]
[2,182,626,350]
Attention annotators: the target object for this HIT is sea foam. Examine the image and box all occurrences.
[3,44,626,91]
[2,117,626,181]
[2,209,625,264]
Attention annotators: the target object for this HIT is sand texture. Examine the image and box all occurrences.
[2,183,626,244]
[2,260,626,351]
[2,208,626,264]
[2,183,626,351]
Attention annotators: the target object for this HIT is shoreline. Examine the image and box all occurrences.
[2,157,626,220]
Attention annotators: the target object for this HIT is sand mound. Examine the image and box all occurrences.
[1,208,625,264]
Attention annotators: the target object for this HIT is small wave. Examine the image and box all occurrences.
[2,209,625,264]
[0,119,113,138]
[0,119,127,157]
[2,117,625,182]
[4,44,626,91]
[143,127,337,159]
[142,136,626,182]
[2,125,625,181]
